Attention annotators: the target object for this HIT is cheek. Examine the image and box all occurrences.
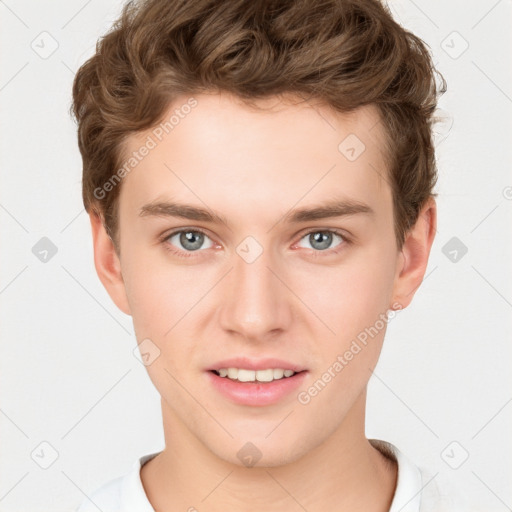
[293,258,395,415]
[295,246,397,401]
[121,258,201,390]
[301,251,396,340]
[120,249,191,339]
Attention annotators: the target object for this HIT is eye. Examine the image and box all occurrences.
[296,229,347,253]
[161,227,350,259]
[163,229,214,257]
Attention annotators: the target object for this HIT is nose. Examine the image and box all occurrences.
[218,243,293,342]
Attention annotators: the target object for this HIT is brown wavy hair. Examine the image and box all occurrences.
[71,0,446,250]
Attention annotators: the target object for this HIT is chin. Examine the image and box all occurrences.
[205,428,312,469]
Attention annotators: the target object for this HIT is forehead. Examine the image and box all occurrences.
[118,92,392,224]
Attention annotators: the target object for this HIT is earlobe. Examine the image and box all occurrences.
[89,211,131,316]
[390,197,437,309]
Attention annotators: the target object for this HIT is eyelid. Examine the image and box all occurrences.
[296,227,351,243]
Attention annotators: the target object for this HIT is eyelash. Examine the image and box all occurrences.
[160,228,351,259]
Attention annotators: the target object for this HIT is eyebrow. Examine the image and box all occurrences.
[139,198,374,225]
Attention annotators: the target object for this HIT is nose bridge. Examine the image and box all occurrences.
[218,239,291,338]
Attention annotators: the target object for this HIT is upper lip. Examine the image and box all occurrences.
[207,357,306,373]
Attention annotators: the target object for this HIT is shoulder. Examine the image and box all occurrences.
[75,474,125,512]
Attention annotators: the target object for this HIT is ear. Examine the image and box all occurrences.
[89,211,131,316]
[390,197,437,309]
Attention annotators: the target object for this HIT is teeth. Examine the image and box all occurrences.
[215,367,298,382]
[273,368,284,379]
[255,369,274,382]
[238,369,256,382]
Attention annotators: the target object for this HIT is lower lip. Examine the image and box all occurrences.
[206,370,308,407]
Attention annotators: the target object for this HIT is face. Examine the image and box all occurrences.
[107,92,409,466]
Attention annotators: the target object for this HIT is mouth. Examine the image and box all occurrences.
[206,367,308,406]
[210,367,303,382]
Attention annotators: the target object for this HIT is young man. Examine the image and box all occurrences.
[72,0,459,510]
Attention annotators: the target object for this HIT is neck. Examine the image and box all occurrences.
[141,390,397,512]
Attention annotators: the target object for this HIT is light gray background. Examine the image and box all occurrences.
[0,1,511,510]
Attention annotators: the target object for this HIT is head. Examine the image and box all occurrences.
[71,0,445,466]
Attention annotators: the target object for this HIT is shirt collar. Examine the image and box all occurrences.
[120,451,161,512]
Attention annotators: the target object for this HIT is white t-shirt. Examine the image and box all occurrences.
[75,440,466,512]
